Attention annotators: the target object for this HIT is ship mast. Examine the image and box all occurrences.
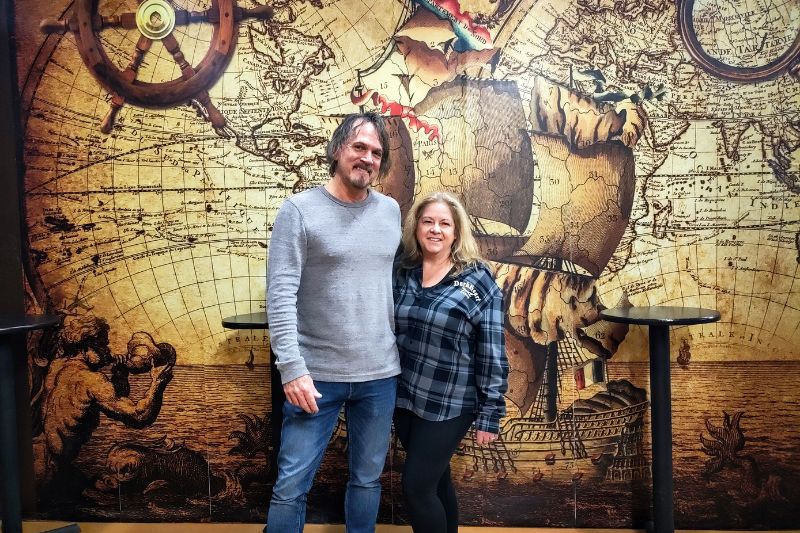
[545,343,559,422]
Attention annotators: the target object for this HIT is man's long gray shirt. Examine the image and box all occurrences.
[267,186,401,384]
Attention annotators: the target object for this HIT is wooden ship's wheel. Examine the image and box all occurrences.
[40,0,273,134]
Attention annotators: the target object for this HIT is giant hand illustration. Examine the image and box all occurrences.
[492,263,630,414]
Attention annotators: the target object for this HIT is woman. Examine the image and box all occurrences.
[393,191,508,533]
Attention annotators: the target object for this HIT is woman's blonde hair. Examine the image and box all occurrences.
[400,191,484,272]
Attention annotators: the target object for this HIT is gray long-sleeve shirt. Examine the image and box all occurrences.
[267,186,401,384]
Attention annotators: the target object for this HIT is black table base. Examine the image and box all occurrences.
[0,335,24,533]
[600,306,720,533]
[0,314,80,533]
[648,324,673,532]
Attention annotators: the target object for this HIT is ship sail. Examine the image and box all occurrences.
[412,77,535,234]
[411,76,637,279]
[510,134,636,278]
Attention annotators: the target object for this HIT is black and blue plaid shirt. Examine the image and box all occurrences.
[394,262,508,433]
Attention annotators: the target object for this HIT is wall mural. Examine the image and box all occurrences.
[14,0,800,528]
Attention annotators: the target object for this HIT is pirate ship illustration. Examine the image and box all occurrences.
[458,336,648,481]
[405,76,650,481]
[341,3,652,481]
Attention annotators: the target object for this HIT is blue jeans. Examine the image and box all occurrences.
[266,376,397,533]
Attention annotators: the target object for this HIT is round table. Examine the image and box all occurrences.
[599,306,720,533]
[220,312,281,483]
[221,312,268,330]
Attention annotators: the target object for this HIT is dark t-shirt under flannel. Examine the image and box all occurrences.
[394,262,508,433]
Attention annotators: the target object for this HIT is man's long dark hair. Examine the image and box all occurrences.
[326,111,391,178]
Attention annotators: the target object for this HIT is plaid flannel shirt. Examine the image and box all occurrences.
[394,262,508,433]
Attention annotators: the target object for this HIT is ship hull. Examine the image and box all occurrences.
[455,401,649,481]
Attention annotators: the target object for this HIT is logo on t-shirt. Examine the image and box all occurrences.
[453,280,482,303]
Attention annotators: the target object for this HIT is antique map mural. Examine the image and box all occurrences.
[13,0,800,528]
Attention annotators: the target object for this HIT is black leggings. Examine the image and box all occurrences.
[393,408,473,533]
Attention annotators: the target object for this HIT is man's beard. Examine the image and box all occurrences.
[346,168,372,189]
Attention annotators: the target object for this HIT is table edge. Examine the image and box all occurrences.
[599,308,721,326]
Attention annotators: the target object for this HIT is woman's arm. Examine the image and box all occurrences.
[474,276,509,436]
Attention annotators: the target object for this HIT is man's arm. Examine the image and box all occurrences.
[267,200,321,413]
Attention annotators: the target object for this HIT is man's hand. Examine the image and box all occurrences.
[283,374,322,414]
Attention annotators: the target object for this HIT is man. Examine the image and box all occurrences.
[266,111,401,532]
[33,315,174,489]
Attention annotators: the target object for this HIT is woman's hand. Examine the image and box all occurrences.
[476,430,498,446]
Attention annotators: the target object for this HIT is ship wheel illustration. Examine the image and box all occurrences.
[40,0,273,134]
